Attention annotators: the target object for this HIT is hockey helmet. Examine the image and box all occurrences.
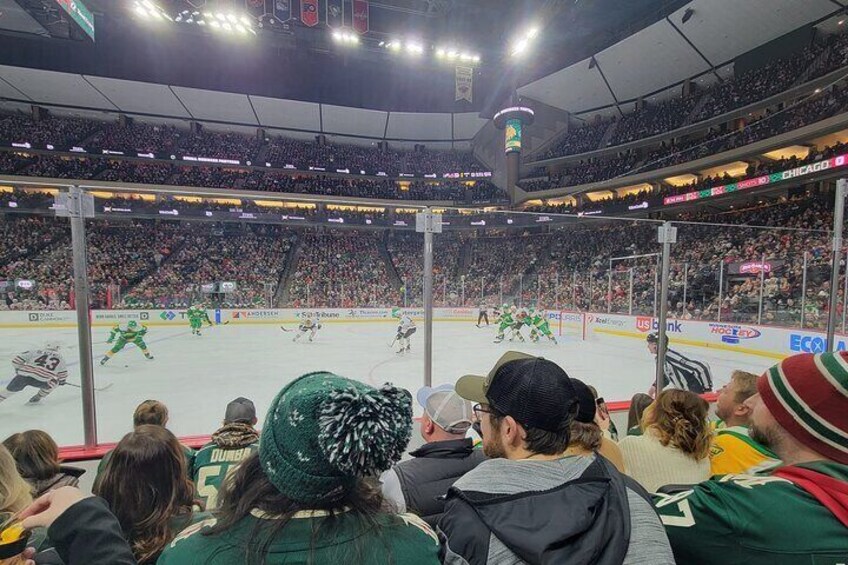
[128,320,139,328]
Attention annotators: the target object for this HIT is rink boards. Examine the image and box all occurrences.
[2,308,841,361]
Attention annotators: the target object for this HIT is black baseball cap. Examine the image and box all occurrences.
[569,378,598,424]
[455,351,578,432]
[224,397,256,424]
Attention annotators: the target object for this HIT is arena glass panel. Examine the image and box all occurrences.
[85,195,307,444]
[0,206,85,446]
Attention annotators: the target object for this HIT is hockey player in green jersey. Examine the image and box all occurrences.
[529,308,558,344]
[187,305,207,336]
[100,320,154,365]
[493,304,515,343]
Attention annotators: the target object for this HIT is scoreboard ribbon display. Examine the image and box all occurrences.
[301,0,319,27]
[353,0,369,34]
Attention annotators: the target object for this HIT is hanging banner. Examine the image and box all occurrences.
[273,0,291,21]
[353,0,369,33]
[300,0,319,26]
[455,66,473,102]
[327,0,343,28]
[245,0,265,19]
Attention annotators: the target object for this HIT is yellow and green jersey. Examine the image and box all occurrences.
[710,425,781,476]
[108,324,147,342]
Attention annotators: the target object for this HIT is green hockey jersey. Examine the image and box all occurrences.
[192,425,259,510]
[655,461,848,565]
[158,510,440,565]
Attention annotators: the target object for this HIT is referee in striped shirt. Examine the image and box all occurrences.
[647,332,713,396]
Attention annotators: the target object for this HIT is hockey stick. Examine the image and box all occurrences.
[388,336,398,348]
[280,326,294,332]
[65,382,114,392]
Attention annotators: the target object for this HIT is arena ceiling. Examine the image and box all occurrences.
[518,0,845,115]
[0,64,488,144]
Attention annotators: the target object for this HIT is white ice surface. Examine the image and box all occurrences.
[0,321,773,446]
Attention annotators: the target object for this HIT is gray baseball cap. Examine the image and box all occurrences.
[417,384,473,434]
[224,397,256,424]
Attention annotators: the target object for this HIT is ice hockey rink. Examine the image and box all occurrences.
[0,317,773,447]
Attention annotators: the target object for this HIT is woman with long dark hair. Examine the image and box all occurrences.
[93,425,196,564]
[158,372,440,565]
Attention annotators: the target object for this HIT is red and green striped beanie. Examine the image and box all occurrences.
[758,351,848,464]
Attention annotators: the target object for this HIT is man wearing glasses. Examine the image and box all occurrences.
[438,351,674,565]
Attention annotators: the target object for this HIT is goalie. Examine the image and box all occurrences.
[0,344,67,405]
[293,315,322,343]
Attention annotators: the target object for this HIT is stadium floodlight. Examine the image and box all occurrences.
[511,38,529,56]
[460,53,473,61]
[332,30,343,41]
[527,26,539,39]
[406,42,424,55]
[472,55,481,63]
[227,14,238,23]
[388,41,402,51]
[240,16,252,27]
[436,48,446,58]
[236,24,247,33]
[134,4,148,17]
[222,22,233,32]
[215,13,226,21]
[447,50,458,60]
[209,19,221,28]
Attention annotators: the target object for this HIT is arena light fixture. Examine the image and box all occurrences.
[332,30,360,45]
[510,25,540,58]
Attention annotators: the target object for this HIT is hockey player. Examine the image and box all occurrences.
[101,320,154,365]
[647,332,713,395]
[293,314,322,343]
[187,304,206,336]
[392,308,416,353]
[0,343,67,404]
[509,307,530,343]
[529,308,558,344]
[493,304,515,343]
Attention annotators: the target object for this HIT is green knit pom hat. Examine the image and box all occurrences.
[259,372,413,504]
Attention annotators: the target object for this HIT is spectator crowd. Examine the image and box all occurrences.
[0,344,846,564]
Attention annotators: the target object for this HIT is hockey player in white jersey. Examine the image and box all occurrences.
[293,314,322,342]
[392,308,416,353]
[0,343,68,404]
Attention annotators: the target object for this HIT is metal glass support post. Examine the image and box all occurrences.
[572,270,577,310]
[607,260,613,313]
[827,179,847,351]
[653,258,659,317]
[656,222,676,396]
[801,252,808,328]
[628,268,634,315]
[417,209,441,387]
[555,272,560,310]
[67,186,97,448]
[499,277,503,306]
[843,250,848,334]
[461,276,465,306]
[480,276,484,304]
[588,276,593,312]
[717,261,724,322]
[537,277,541,305]
[757,254,766,325]
[682,263,689,308]
[519,275,524,307]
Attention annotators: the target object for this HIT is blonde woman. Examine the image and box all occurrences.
[618,389,712,492]
[0,444,31,515]
[0,444,34,565]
